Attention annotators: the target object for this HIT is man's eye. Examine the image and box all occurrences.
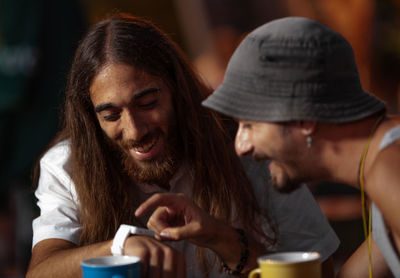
[242,123,252,129]
[138,100,157,109]
[103,114,120,121]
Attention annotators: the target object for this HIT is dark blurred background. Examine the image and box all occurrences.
[0,0,399,276]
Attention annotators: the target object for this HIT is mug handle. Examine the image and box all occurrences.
[248,268,261,278]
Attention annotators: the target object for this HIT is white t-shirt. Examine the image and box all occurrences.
[32,140,339,277]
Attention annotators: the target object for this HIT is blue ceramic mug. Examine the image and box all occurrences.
[81,255,140,278]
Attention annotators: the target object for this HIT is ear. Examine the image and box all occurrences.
[299,121,317,136]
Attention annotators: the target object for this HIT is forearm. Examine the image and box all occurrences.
[27,239,112,278]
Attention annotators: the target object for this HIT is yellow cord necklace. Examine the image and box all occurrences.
[358,114,384,278]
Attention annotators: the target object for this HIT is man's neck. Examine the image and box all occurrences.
[316,117,385,188]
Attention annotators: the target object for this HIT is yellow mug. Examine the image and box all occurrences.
[248,251,321,278]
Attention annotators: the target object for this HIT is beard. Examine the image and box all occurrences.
[122,148,178,186]
[269,171,302,193]
[263,158,302,194]
[107,128,182,187]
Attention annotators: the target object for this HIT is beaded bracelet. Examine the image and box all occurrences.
[221,228,249,276]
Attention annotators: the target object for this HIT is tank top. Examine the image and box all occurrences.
[372,125,400,277]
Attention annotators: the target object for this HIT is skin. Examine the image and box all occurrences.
[90,63,175,168]
[26,63,186,278]
[235,120,321,192]
[338,235,394,278]
[135,193,266,276]
[234,116,400,278]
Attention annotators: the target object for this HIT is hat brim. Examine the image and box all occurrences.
[202,82,386,123]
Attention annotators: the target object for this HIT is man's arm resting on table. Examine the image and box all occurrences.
[26,238,112,278]
[26,235,186,278]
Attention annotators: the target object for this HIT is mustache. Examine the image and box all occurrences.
[120,130,160,149]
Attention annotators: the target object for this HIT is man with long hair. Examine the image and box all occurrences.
[27,13,339,277]
[203,17,400,277]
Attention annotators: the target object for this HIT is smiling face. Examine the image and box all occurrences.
[235,120,307,192]
[90,63,180,185]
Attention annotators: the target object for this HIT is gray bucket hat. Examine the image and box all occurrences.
[202,17,385,123]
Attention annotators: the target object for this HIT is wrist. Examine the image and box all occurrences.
[220,228,249,276]
[110,224,155,255]
[208,224,244,265]
[202,221,234,250]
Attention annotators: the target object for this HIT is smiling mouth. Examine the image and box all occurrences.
[132,135,158,153]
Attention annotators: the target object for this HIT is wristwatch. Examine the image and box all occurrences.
[110,224,155,255]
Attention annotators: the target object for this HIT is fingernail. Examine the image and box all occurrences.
[134,207,141,216]
[160,231,171,238]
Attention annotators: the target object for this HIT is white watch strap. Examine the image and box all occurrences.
[111,224,132,256]
[111,224,155,256]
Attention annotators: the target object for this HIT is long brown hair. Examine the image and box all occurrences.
[36,13,275,274]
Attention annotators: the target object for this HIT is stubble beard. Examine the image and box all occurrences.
[269,171,302,193]
[264,157,302,194]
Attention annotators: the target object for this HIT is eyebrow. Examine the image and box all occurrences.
[133,87,160,100]
[94,87,160,113]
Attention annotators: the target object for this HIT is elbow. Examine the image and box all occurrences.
[26,260,43,278]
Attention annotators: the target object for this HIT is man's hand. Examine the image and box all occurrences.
[135,193,222,248]
[123,235,186,278]
[135,193,263,275]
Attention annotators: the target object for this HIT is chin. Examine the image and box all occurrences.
[131,156,158,166]
[124,150,178,185]
[276,183,302,193]
[270,175,302,194]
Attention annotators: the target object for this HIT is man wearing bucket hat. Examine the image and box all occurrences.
[203,17,400,277]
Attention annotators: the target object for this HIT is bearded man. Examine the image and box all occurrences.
[202,17,400,277]
[27,14,339,278]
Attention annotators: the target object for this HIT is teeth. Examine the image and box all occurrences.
[133,136,157,153]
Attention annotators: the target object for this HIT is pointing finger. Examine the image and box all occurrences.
[135,193,184,217]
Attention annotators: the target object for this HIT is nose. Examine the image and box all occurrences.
[235,123,254,156]
[121,109,149,141]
